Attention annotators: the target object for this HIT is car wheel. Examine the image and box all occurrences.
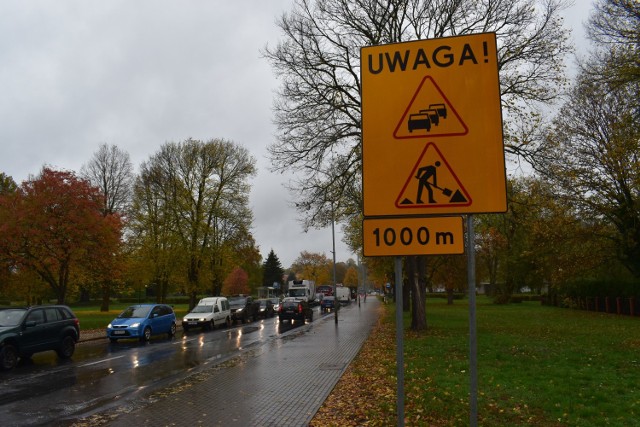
[225,317,231,328]
[109,338,118,343]
[183,325,190,332]
[0,343,18,370]
[56,335,76,359]
[140,327,152,342]
[168,323,176,338]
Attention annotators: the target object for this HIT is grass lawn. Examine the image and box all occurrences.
[313,296,640,426]
[71,303,190,330]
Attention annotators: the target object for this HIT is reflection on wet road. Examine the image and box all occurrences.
[0,306,330,426]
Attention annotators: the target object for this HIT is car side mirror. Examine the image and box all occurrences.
[25,321,37,328]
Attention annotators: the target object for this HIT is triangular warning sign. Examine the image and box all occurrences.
[393,76,468,140]
[396,142,472,209]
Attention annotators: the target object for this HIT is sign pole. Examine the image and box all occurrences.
[394,256,405,427]
[466,215,478,426]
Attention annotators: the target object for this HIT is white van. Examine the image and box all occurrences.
[182,297,231,331]
[336,286,351,304]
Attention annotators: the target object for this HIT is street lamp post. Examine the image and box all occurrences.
[331,203,338,324]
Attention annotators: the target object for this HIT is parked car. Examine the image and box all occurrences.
[228,295,259,324]
[278,298,313,324]
[256,299,275,318]
[316,285,333,296]
[0,305,80,371]
[269,297,281,313]
[320,295,336,313]
[182,297,231,331]
[107,304,176,343]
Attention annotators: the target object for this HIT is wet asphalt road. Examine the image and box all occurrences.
[0,302,371,426]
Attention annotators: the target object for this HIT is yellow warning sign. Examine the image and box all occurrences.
[394,76,468,139]
[363,216,464,257]
[396,142,471,209]
[361,33,507,217]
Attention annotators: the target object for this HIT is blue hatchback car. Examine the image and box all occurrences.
[106,304,177,343]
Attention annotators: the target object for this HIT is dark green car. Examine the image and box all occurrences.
[0,305,80,371]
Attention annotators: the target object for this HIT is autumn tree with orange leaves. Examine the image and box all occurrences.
[0,168,122,304]
[222,267,250,296]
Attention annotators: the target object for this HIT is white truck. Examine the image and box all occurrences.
[336,286,352,304]
[287,280,316,304]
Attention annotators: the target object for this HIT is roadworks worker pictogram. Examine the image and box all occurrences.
[393,76,468,139]
[396,142,471,209]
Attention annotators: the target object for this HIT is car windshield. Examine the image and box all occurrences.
[289,289,306,297]
[228,297,246,306]
[191,305,213,313]
[258,300,268,307]
[0,309,27,326]
[270,299,279,305]
[118,305,152,319]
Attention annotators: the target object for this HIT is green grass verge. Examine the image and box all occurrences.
[395,297,640,426]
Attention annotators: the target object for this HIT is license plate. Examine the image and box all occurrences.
[113,330,125,335]
[188,321,198,325]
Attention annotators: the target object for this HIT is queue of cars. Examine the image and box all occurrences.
[0,291,336,371]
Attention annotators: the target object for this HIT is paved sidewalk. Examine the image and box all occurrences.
[106,298,381,427]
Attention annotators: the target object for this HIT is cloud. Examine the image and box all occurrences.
[0,0,593,269]
[0,0,355,268]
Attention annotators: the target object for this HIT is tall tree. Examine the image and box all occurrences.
[265,0,572,231]
[222,267,250,295]
[130,138,256,307]
[540,0,640,279]
[476,177,611,302]
[263,249,285,287]
[538,62,639,277]
[128,161,182,302]
[81,143,134,217]
[0,168,122,304]
[81,143,134,311]
[0,173,17,195]
[265,0,572,328]
[343,265,359,288]
[587,0,640,86]
[0,173,18,294]
[291,251,332,285]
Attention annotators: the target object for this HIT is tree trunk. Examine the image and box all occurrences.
[402,256,411,312]
[411,256,427,331]
[100,280,111,312]
[189,290,198,310]
[447,288,454,305]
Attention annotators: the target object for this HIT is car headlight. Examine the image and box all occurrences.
[107,323,112,328]
[236,308,243,313]
[130,322,140,328]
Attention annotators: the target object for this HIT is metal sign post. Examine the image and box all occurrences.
[394,256,405,427]
[466,215,478,426]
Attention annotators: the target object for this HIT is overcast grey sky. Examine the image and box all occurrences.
[0,1,592,268]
